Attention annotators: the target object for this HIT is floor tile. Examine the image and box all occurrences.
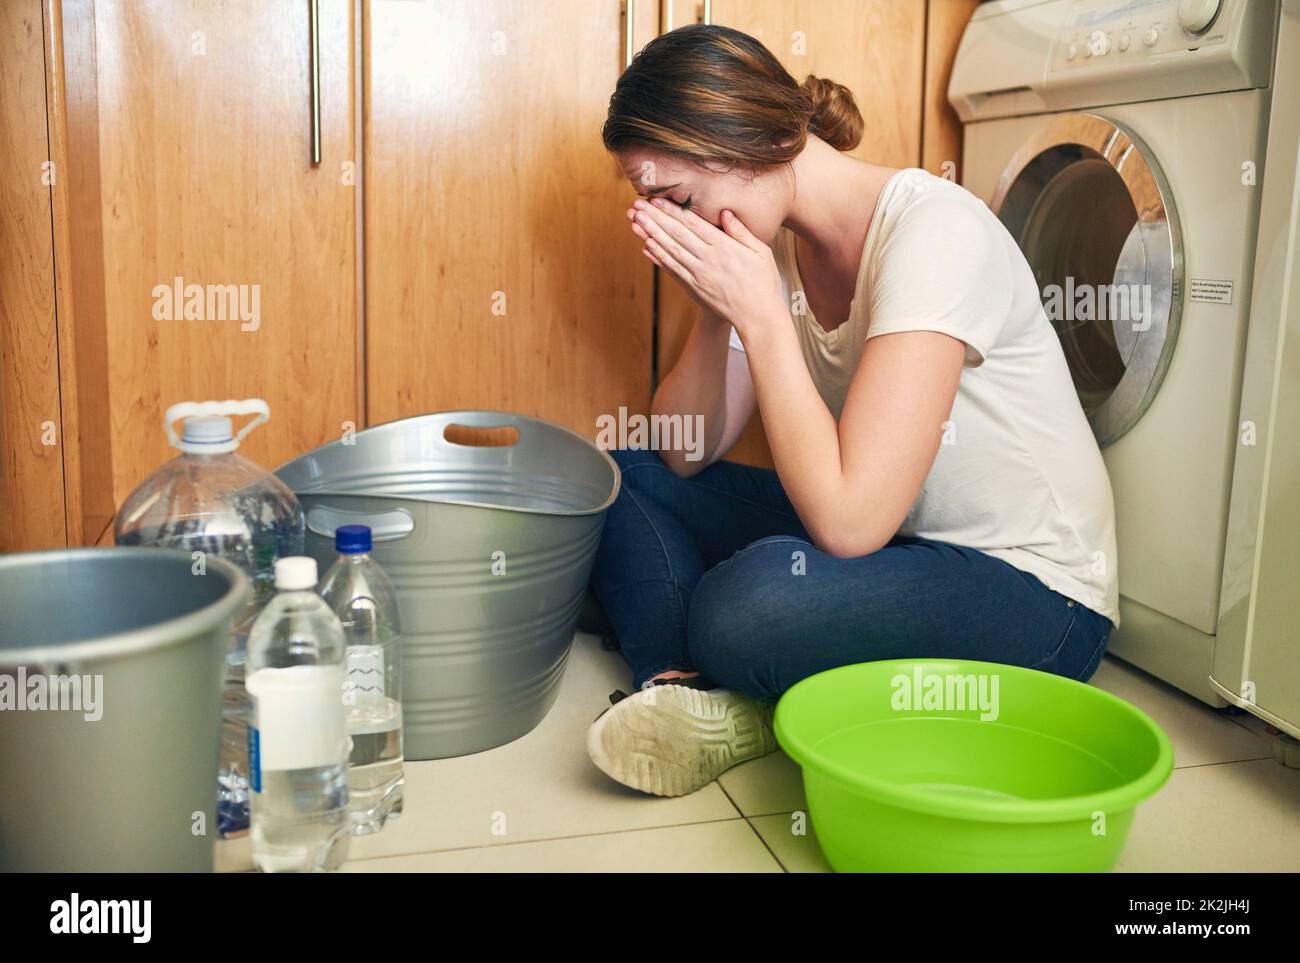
[347,632,739,860]
[342,819,783,873]
[717,749,806,817]
[1224,706,1277,738]
[216,647,1298,874]
[217,632,738,871]
[1091,657,1274,768]
[1115,758,1300,871]
[748,813,831,873]
[213,835,251,873]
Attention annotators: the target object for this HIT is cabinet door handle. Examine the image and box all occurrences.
[310,0,322,165]
[625,0,635,68]
[703,0,712,25]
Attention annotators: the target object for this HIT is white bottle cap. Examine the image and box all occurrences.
[275,556,318,591]
[181,415,234,447]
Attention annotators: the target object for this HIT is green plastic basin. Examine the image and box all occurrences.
[773,659,1174,872]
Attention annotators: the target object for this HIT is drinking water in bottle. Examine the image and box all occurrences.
[247,557,351,872]
[114,399,304,837]
[318,525,405,834]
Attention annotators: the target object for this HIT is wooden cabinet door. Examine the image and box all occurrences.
[709,0,926,164]
[55,0,360,534]
[0,0,68,551]
[364,0,655,437]
[657,0,927,467]
[923,0,981,179]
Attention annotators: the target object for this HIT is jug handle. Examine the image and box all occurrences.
[164,399,271,450]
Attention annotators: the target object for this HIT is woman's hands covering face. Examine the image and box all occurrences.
[628,198,786,338]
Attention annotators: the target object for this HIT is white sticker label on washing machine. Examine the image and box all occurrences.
[1189,279,1234,304]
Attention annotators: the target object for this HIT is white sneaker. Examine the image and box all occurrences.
[586,682,778,797]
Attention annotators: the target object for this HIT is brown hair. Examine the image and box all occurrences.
[602,24,864,170]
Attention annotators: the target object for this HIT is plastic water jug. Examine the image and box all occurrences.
[114,399,305,835]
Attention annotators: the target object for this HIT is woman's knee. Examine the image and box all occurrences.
[608,447,668,485]
[600,449,670,526]
[686,536,814,700]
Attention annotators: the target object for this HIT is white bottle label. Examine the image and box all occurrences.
[344,645,385,706]
[246,665,348,772]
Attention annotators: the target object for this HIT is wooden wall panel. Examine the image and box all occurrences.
[60,0,359,521]
[49,0,113,545]
[657,0,928,467]
[923,0,981,179]
[0,0,68,551]
[15,0,967,542]
[364,0,656,438]
[710,0,926,166]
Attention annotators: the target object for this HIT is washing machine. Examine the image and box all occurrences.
[950,0,1280,705]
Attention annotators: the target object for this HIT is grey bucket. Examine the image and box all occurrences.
[276,410,619,760]
[0,548,247,872]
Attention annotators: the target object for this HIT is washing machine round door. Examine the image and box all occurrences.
[990,112,1183,447]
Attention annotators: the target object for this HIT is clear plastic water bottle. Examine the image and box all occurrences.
[318,525,405,835]
[114,399,304,837]
[246,557,351,873]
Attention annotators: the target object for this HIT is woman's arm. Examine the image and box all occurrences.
[740,317,963,556]
[631,196,965,556]
[650,308,757,477]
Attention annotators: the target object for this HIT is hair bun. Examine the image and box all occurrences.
[799,75,864,152]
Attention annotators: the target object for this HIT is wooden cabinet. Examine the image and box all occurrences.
[363,0,656,437]
[0,0,69,551]
[923,0,983,177]
[2,0,975,550]
[709,0,927,161]
[657,0,937,468]
[47,0,361,545]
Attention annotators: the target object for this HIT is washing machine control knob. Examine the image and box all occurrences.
[1177,0,1221,35]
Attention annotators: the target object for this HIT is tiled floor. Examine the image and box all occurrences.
[216,632,1300,873]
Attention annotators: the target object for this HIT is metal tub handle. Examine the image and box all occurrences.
[307,505,415,542]
[428,410,540,459]
[441,422,521,449]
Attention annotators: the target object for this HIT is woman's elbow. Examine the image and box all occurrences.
[669,458,707,479]
[811,522,891,560]
[658,448,714,479]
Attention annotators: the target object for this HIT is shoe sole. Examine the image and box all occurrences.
[587,685,778,797]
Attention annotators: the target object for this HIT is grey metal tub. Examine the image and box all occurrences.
[275,410,619,760]
[0,548,247,872]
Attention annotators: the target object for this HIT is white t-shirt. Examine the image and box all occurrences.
[729,167,1119,624]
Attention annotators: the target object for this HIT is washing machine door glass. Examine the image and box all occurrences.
[991,112,1183,447]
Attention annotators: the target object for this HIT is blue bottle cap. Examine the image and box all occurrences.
[335,524,372,554]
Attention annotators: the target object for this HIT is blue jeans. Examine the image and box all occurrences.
[589,448,1113,702]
